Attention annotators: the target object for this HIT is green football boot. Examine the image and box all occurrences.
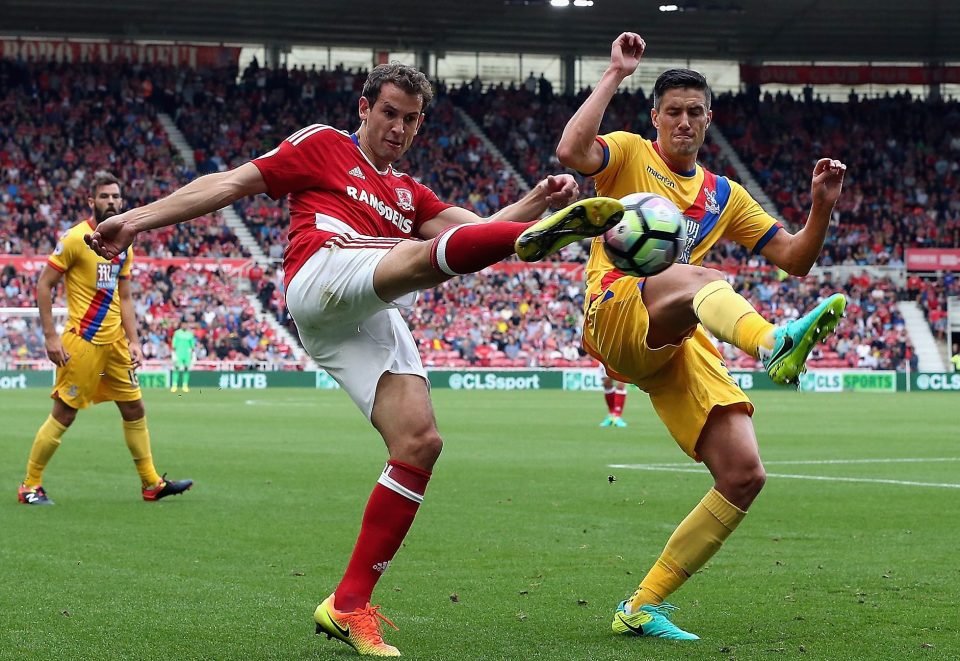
[612,600,700,640]
[515,197,624,262]
[763,293,847,386]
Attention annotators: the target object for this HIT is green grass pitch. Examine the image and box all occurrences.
[1,388,958,660]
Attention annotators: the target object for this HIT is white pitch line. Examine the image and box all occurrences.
[609,464,960,489]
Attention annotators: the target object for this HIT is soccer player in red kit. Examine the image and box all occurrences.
[86,63,624,657]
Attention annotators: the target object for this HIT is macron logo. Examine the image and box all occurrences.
[372,561,391,574]
[348,166,365,180]
[646,165,677,189]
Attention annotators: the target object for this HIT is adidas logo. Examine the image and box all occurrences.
[372,561,391,574]
[348,166,365,180]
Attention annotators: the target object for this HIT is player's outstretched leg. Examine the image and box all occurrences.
[515,197,624,262]
[315,593,401,657]
[612,600,700,640]
[763,293,847,385]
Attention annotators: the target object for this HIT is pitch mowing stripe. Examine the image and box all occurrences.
[609,464,960,489]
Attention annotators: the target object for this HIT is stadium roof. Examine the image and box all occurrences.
[5,0,960,63]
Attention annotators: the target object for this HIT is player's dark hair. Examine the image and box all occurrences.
[90,173,122,197]
[362,62,434,111]
[653,68,711,110]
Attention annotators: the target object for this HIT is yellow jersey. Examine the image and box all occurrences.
[48,219,133,345]
[585,133,782,293]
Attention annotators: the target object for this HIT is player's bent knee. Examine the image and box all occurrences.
[410,428,443,461]
[715,463,765,508]
[734,465,766,498]
[388,426,443,469]
[55,409,77,427]
[117,399,145,420]
[744,465,766,497]
[683,264,725,291]
[52,398,78,427]
[645,263,727,317]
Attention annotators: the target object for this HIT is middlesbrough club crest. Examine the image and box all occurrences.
[395,187,414,211]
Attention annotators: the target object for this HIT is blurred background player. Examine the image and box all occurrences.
[17,174,193,506]
[170,321,197,393]
[558,33,847,639]
[85,63,623,657]
[598,363,628,427]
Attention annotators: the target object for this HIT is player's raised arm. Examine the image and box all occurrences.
[760,158,847,275]
[416,174,579,239]
[556,32,645,174]
[85,162,268,259]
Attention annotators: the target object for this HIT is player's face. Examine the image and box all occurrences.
[88,184,123,224]
[358,82,425,166]
[651,88,712,162]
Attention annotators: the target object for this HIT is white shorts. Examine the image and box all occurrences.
[285,240,427,419]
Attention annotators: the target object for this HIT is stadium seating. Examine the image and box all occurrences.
[0,262,297,369]
[711,90,960,266]
[2,57,952,372]
[0,58,247,258]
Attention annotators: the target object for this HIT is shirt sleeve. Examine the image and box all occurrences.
[721,180,783,254]
[119,246,134,278]
[591,131,637,188]
[252,126,333,200]
[47,230,76,272]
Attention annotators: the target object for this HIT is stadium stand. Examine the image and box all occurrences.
[0,261,298,369]
[1,57,951,371]
[711,91,960,267]
[0,58,247,259]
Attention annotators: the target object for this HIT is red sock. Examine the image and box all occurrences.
[335,460,431,612]
[613,389,626,416]
[604,389,616,414]
[430,221,536,276]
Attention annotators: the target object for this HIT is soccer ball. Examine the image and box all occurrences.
[602,192,687,276]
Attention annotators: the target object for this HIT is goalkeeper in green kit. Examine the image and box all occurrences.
[170,322,197,393]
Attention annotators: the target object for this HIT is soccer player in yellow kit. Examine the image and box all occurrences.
[18,175,192,506]
[557,33,848,639]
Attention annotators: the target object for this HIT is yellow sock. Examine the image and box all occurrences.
[630,488,746,610]
[692,280,775,358]
[122,417,162,488]
[24,415,68,488]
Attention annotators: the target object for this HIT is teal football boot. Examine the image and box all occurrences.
[763,293,847,386]
[611,600,700,640]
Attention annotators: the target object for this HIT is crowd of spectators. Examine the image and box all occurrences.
[906,271,960,340]
[403,265,592,368]
[3,57,957,373]
[713,90,960,266]
[717,269,915,371]
[0,57,247,258]
[0,262,297,367]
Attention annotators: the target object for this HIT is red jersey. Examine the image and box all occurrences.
[252,125,453,288]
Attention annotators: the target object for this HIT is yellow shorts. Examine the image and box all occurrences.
[582,276,753,460]
[52,330,142,409]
